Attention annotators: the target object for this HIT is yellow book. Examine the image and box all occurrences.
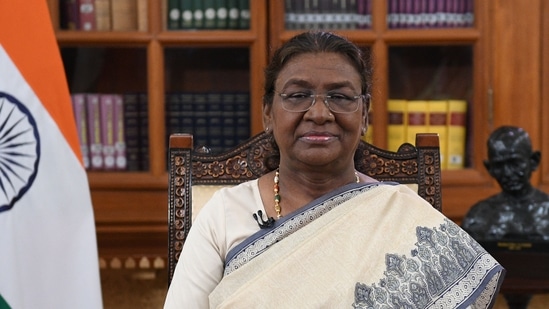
[427,100,449,169]
[406,100,428,146]
[387,99,407,151]
[447,100,468,170]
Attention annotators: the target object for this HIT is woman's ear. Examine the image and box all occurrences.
[262,103,273,132]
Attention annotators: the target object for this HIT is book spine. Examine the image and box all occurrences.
[221,92,236,150]
[446,99,467,169]
[234,92,250,144]
[215,0,228,29]
[111,0,138,31]
[203,0,217,29]
[227,0,239,29]
[86,93,103,170]
[356,0,371,29]
[387,99,407,152]
[406,100,429,145]
[180,0,194,29]
[427,100,449,169]
[139,93,149,171]
[123,93,141,171]
[113,94,127,170]
[168,0,181,29]
[165,92,181,140]
[94,0,111,31]
[238,0,250,29]
[78,0,96,31]
[59,0,80,30]
[285,0,296,30]
[100,94,116,171]
[193,0,205,29]
[207,93,224,153]
[192,93,209,149]
[71,93,90,169]
[137,0,148,31]
[178,92,194,133]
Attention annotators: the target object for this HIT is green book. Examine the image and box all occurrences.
[227,0,239,29]
[215,0,228,29]
[167,0,181,29]
[238,0,250,29]
[203,0,216,29]
[180,0,194,29]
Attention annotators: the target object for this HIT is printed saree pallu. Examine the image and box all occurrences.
[209,183,505,308]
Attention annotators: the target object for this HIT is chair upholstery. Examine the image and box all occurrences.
[167,131,442,284]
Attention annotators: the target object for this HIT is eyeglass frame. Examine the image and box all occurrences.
[276,92,370,114]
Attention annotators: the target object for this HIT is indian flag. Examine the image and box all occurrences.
[0,1,102,308]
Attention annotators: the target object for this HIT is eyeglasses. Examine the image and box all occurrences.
[278,92,366,113]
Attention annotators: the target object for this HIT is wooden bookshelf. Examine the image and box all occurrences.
[47,0,267,265]
[46,0,546,264]
[269,0,545,223]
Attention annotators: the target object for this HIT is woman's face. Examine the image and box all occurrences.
[263,52,367,169]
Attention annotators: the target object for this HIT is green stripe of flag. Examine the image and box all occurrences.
[0,294,11,309]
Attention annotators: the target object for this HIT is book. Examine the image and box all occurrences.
[112,0,138,31]
[238,0,250,29]
[406,100,429,145]
[227,0,240,29]
[71,93,90,169]
[60,0,79,30]
[78,0,96,31]
[234,92,250,143]
[192,0,205,29]
[203,0,217,29]
[123,93,141,171]
[181,0,194,29]
[86,93,103,170]
[167,0,181,29]
[192,93,209,149]
[387,99,407,152]
[427,100,448,169]
[100,94,116,170]
[221,92,236,149]
[446,99,467,169]
[113,94,127,170]
[207,93,224,153]
[94,0,111,31]
[356,0,372,29]
[215,0,229,29]
[137,0,148,31]
[180,92,194,135]
[138,93,149,170]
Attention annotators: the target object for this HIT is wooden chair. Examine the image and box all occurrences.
[167,132,442,284]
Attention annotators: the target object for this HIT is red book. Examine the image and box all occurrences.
[86,94,103,170]
[78,0,96,31]
[71,93,90,169]
[113,94,127,170]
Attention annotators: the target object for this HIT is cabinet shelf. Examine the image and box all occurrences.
[88,173,167,190]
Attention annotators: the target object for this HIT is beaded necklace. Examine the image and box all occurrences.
[273,169,360,218]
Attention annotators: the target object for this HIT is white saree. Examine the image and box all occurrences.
[209,183,505,308]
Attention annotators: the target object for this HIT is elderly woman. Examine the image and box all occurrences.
[164,31,504,308]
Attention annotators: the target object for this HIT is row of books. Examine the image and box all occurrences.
[387,99,468,170]
[167,0,250,30]
[165,92,250,154]
[71,92,149,171]
[387,0,474,29]
[285,0,372,30]
[60,0,148,31]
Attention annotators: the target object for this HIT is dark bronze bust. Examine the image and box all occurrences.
[462,126,549,241]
